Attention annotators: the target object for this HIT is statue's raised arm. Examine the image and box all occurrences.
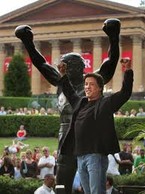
[94,18,120,84]
[15,18,120,87]
[15,25,61,86]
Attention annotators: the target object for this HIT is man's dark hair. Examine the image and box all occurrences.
[84,73,104,94]
[44,174,55,179]
[140,149,145,153]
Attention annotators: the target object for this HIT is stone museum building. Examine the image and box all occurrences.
[0,0,145,95]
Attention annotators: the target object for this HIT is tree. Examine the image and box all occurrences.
[140,0,145,6]
[3,54,31,97]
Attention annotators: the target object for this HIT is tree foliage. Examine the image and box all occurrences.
[3,54,31,97]
[140,0,145,6]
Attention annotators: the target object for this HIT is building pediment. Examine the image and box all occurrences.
[0,0,144,25]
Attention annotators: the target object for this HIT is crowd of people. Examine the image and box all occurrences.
[72,142,145,194]
[0,137,63,193]
[0,141,57,180]
[1,104,145,119]
[107,142,145,176]
[0,138,144,193]
[0,106,58,116]
[114,107,145,117]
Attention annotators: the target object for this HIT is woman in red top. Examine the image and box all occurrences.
[16,125,27,141]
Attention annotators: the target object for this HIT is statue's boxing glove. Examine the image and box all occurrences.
[15,25,33,41]
[102,18,120,38]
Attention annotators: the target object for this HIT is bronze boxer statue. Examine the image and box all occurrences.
[15,18,120,194]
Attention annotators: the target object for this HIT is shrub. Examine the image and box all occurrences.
[115,117,145,140]
[0,174,145,194]
[3,54,31,97]
[0,115,60,137]
[114,174,145,194]
[0,176,41,194]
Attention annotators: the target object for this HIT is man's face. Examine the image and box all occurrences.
[45,176,55,187]
[43,148,49,157]
[140,150,145,158]
[84,77,102,101]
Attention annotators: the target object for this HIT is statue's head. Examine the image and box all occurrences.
[60,52,85,82]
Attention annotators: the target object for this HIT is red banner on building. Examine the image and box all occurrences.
[102,50,132,72]
[102,52,108,62]
[3,57,11,73]
[45,55,52,64]
[3,57,32,76]
[122,51,132,60]
[25,57,32,76]
[82,53,93,73]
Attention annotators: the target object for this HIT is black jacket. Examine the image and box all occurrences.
[59,69,133,156]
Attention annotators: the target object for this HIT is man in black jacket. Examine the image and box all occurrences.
[58,60,133,194]
[15,18,120,194]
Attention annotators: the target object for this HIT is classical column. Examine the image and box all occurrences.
[71,38,81,54]
[142,40,145,91]
[132,35,143,92]
[13,42,23,55]
[31,41,41,95]
[48,40,60,94]
[92,37,102,71]
[0,44,6,95]
[112,36,123,91]
[50,40,60,66]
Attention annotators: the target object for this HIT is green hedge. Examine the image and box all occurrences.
[114,173,145,194]
[0,174,145,194]
[115,117,145,139]
[0,176,41,194]
[0,115,60,137]
[0,115,145,139]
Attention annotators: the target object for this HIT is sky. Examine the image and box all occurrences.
[0,0,142,17]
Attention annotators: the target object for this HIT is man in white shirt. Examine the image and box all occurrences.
[0,106,7,115]
[34,174,55,194]
[107,153,121,175]
[38,147,55,179]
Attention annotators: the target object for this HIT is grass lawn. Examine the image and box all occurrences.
[0,137,58,155]
[0,137,144,157]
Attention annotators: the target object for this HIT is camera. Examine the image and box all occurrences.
[55,185,65,194]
